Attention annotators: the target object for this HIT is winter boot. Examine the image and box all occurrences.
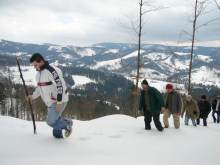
[157,127,164,132]
[53,129,63,139]
[63,118,73,138]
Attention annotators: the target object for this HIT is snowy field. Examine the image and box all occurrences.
[0,114,220,165]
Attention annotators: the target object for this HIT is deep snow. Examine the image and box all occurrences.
[0,114,220,165]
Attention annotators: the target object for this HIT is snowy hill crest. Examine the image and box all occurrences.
[0,115,220,165]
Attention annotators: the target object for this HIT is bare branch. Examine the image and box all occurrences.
[214,0,220,9]
[201,8,218,15]
[196,0,210,18]
[141,19,149,28]
[116,15,139,35]
[142,0,154,6]
[117,19,132,31]
[196,17,220,30]
[182,30,193,37]
[130,20,139,35]
[142,6,167,15]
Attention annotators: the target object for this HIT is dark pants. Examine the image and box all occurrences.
[143,109,163,131]
[197,118,207,126]
[212,111,220,123]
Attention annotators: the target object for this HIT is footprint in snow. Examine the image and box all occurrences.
[79,137,90,141]
[119,130,127,133]
[91,132,104,136]
[108,135,121,139]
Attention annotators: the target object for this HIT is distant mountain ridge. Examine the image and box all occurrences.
[0,39,220,88]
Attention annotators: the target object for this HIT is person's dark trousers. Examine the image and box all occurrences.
[203,118,207,126]
[197,118,200,125]
[143,109,163,131]
[212,111,220,123]
[217,112,220,123]
[197,118,207,126]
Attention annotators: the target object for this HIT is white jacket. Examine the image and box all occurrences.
[32,62,69,107]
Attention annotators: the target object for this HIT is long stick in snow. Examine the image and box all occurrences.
[16,56,37,134]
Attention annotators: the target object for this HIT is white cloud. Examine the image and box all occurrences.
[0,0,219,45]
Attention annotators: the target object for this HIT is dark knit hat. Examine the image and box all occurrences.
[141,79,148,85]
[201,95,206,100]
[166,84,173,90]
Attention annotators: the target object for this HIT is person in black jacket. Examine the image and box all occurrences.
[212,95,220,123]
[197,95,211,126]
[139,80,165,132]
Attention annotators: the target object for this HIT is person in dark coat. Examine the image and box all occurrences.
[212,95,220,123]
[197,95,211,126]
[139,79,165,132]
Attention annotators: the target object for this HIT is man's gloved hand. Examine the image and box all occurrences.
[25,95,33,103]
[176,112,181,116]
[161,107,166,113]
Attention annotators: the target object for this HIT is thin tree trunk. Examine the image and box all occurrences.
[133,0,143,117]
[188,0,198,95]
[136,0,143,90]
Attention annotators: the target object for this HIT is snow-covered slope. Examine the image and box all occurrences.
[77,48,96,57]
[72,75,96,89]
[192,66,220,87]
[0,115,220,165]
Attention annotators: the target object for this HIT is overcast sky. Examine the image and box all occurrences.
[0,0,220,46]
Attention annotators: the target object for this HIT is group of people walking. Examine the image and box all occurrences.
[139,79,220,131]
[27,53,219,138]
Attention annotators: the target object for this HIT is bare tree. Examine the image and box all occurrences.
[135,0,161,91]
[128,0,164,117]
[135,0,143,96]
[188,0,213,94]
[179,0,220,94]
[214,0,220,9]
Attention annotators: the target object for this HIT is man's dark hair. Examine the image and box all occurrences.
[141,79,148,86]
[30,53,45,63]
[201,95,207,100]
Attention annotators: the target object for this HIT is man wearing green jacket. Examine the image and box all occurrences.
[139,79,165,131]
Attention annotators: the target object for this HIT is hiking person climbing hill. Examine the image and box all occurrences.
[163,84,182,129]
[181,95,199,127]
[26,53,73,138]
[139,79,165,132]
[197,95,211,126]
